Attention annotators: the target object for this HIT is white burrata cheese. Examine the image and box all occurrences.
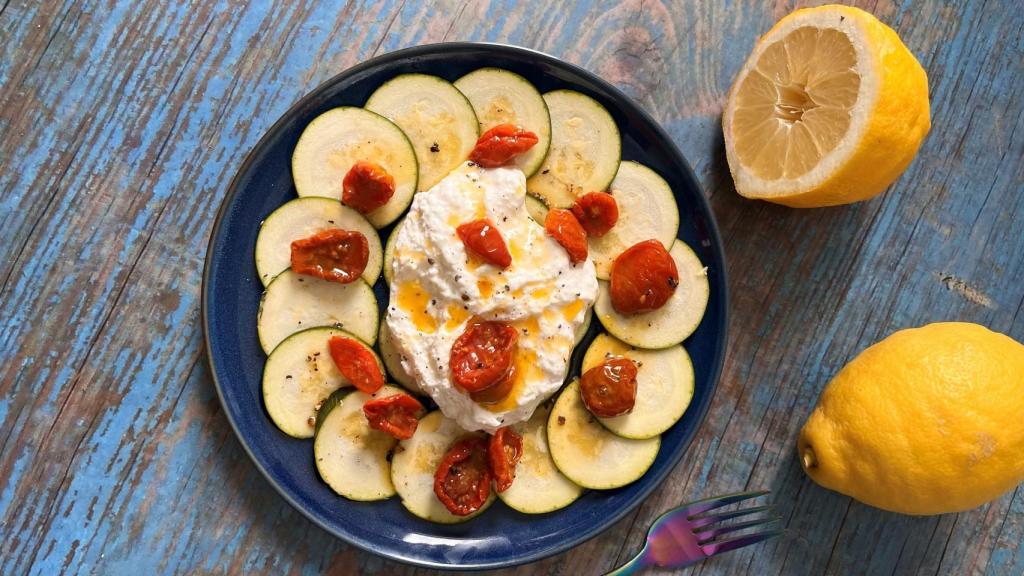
[386,162,598,433]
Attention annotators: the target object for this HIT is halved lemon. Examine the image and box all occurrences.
[723,5,930,208]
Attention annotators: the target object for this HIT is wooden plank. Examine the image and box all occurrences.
[0,0,416,572]
[1,0,1021,574]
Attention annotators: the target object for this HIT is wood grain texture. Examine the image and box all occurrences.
[1,0,1021,574]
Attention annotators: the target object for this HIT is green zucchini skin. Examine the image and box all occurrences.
[588,161,680,279]
[254,197,382,287]
[257,270,379,354]
[497,405,582,514]
[595,240,709,349]
[581,333,694,439]
[455,67,552,177]
[292,106,418,228]
[366,74,479,192]
[526,90,621,208]
[547,380,660,490]
[313,385,409,501]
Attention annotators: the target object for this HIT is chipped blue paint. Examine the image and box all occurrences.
[32,325,201,573]
[988,489,1024,576]
[665,117,722,180]
[0,446,30,520]
[695,437,718,489]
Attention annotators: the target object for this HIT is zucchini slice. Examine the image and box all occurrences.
[365,74,479,191]
[292,107,417,228]
[524,194,549,225]
[582,333,694,439]
[258,270,379,354]
[589,161,680,279]
[595,240,709,349]
[382,217,404,286]
[497,405,582,514]
[454,67,551,177]
[526,90,621,208]
[377,321,420,394]
[574,305,593,346]
[391,411,495,523]
[313,385,406,501]
[547,380,660,490]
[262,326,361,438]
[254,197,382,287]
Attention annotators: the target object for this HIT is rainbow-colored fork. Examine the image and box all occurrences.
[607,490,783,575]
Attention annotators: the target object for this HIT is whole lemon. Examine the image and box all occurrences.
[798,322,1024,515]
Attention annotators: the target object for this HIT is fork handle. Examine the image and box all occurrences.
[604,549,649,576]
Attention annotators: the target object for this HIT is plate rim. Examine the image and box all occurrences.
[201,40,729,570]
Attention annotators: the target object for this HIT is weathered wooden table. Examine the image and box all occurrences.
[2,1,1022,574]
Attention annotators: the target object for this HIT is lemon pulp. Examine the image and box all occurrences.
[732,27,860,180]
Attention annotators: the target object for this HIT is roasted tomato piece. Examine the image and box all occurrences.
[571,192,619,237]
[434,436,492,516]
[342,160,395,214]
[609,239,679,315]
[456,218,512,269]
[290,228,369,284]
[362,393,424,440]
[468,124,539,168]
[580,357,638,417]
[449,321,518,404]
[488,427,523,493]
[467,374,516,405]
[327,336,384,394]
[544,208,588,264]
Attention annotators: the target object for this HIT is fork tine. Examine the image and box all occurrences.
[695,516,783,542]
[701,529,784,557]
[682,490,770,518]
[688,505,773,528]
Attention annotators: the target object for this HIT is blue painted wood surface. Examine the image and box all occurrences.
[1,1,1022,574]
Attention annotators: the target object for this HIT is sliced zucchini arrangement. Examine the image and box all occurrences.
[255,197,383,287]
[253,65,712,524]
[292,107,417,228]
[582,334,694,439]
[595,240,710,349]
[455,68,552,177]
[498,405,582,513]
[257,270,378,354]
[524,194,549,225]
[526,90,621,208]
[589,161,680,279]
[378,320,420,394]
[548,380,661,489]
[391,411,495,523]
[366,74,479,192]
[314,385,407,501]
[263,326,360,438]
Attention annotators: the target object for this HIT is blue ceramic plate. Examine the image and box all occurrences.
[202,42,728,570]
